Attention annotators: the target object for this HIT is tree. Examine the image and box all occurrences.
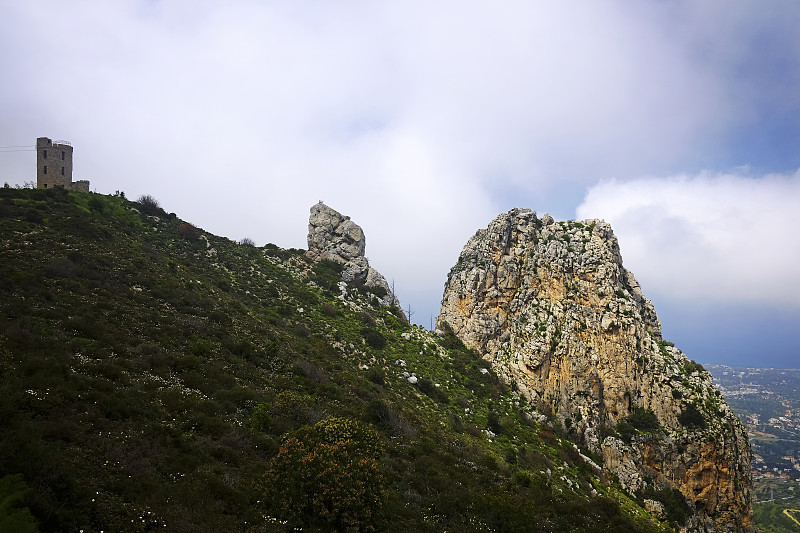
[678,403,706,429]
[262,417,386,532]
[405,303,414,323]
[136,194,163,216]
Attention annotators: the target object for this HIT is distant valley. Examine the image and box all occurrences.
[710,365,800,531]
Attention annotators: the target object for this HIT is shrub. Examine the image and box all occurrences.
[684,360,706,375]
[366,400,416,438]
[0,474,37,533]
[627,407,660,433]
[136,194,163,216]
[249,403,272,433]
[678,402,706,429]
[320,302,339,317]
[178,222,202,240]
[439,321,467,350]
[294,322,312,337]
[417,378,449,404]
[643,486,691,527]
[359,312,376,326]
[262,417,386,531]
[368,285,388,298]
[487,410,503,435]
[363,328,386,349]
[294,358,327,384]
[312,259,344,292]
[366,367,385,385]
[24,209,43,224]
[615,419,637,442]
[615,407,660,442]
[270,390,320,431]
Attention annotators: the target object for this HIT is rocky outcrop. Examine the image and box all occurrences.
[307,202,402,310]
[438,208,753,532]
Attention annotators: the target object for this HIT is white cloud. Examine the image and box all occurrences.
[2,1,800,326]
[576,170,800,308]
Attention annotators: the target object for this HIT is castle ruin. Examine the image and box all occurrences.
[36,137,89,192]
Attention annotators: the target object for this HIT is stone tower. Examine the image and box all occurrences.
[36,137,89,192]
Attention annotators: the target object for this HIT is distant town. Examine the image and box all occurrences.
[709,365,800,504]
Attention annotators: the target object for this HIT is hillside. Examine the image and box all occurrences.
[0,187,721,532]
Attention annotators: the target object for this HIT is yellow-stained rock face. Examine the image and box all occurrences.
[438,208,753,532]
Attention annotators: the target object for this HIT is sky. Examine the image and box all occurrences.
[1,1,798,367]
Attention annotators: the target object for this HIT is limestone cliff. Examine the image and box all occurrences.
[438,208,753,532]
[307,202,402,311]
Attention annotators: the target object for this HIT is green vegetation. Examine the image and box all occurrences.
[678,402,707,429]
[0,189,672,532]
[753,503,800,532]
[641,486,692,529]
[0,474,37,533]
[262,417,386,531]
[616,407,661,443]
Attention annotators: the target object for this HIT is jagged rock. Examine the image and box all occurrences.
[307,202,402,311]
[601,437,645,493]
[341,256,369,282]
[438,208,753,532]
[644,499,666,520]
[307,202,366,263]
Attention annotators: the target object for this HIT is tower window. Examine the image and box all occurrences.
[61,151,65,160]
[43,150,47,159]
[61,167,65,176]
[44,166,47,175]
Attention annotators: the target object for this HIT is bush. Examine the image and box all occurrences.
[178,222,202,240]
[367,400,416,438]
[487,410,503,434]
[643,486,691,527]
[239,237,255,246]
[271,390,317,430]
[262,417,386,531]
[366,367,385,385]
[249,403,272,433]
[627,407,660,433]
[0,474,37,533]
[87,196,105,213]
[363,328,386,349]
[320,302,339,317]
[136,194,163,216]
[615,407,660,442]
[618,420,644,443]
[417,377,449,404]
[312,259,344,292]
[439,321,467,350]
[678,402,706,429]
[294,322,312,337]
[368,285,388,298]
[684,360,706,374]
